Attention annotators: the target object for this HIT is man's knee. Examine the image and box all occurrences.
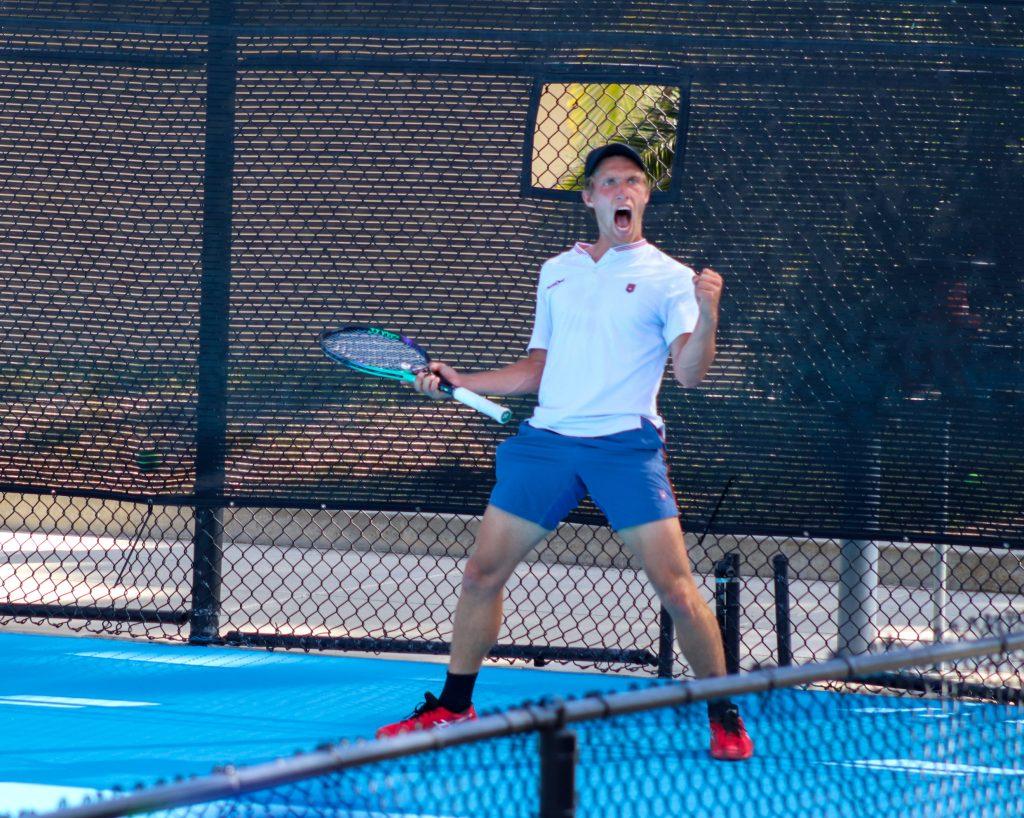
[660,577,706,625]
[461,555,508,596]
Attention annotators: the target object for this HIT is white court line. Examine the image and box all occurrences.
[0,783,105,812]
[853,709,960,720]
[822,759,1024,777]
[73,650,306,668]
[852,702,984,717]
[0,530,181,554]
[1,695,157,708]
[0,699,81,709]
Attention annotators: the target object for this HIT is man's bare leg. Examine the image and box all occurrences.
[617,516,725,678]
[376,504,550,737]
[448,504,550,674]
[618,516,752,759]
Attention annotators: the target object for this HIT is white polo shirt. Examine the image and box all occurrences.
[526,239,700,437]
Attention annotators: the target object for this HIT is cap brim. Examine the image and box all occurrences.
[584,144,648,178]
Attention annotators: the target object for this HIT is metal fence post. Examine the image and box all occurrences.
[836,430,881,656]
[190,0,237,645]
[657,606,674,678]
[930,414,952,644]
[539,709,577,818]
[773,554,793,667]
[929,413,953,671]
[714,552,741,674]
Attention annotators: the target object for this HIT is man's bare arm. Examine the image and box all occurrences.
[670,267,722,388]
[414,348,547,398]
[670,322,716,387]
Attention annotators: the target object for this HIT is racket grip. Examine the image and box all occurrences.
[449,386,513,424]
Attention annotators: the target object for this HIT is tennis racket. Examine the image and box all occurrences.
[320,326,513,424]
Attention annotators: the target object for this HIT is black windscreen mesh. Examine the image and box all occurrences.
[0,60,204,496]
[1,1,1021,547]
[223,62,1022,540]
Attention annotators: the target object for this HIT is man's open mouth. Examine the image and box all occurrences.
[614,208,632,230]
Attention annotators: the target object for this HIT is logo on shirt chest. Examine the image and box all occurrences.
[626,283,636,293]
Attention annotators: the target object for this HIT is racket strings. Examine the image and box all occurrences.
[324,331,428,373]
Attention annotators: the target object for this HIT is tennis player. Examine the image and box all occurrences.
[377,143,753,761]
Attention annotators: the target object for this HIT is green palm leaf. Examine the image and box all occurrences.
[550,83,679,192]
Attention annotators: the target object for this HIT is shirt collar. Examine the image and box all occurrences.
[573,239,649,257]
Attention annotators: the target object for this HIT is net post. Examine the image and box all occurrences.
[539,707,577,818]
[773,554,793,667]
[714,552,742,674]
[190,0,237,646]
[657,606,674,678]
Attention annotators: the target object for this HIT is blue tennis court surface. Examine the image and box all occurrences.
[3,632,1022,816]
[0,632,641,813]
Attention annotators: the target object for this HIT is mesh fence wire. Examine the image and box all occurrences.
[1,1,1022,680]
[2,497,1021,680]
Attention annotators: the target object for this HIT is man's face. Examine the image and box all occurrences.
[581,155,651,243]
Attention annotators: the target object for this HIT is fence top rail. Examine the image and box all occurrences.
[36,630,1024,818]
[1,12,1023,60]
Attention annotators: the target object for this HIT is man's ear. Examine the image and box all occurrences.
[581,187,593,209]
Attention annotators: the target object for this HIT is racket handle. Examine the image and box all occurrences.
[448,386,513,424]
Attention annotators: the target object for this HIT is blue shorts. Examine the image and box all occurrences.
[488,421,679,532]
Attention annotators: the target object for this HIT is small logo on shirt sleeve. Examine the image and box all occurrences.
[626,283,636,293]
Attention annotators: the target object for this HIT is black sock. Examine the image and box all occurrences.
[439,671,478,713]
[707,698,737,721]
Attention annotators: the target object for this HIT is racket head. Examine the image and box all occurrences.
[319,326,430,382]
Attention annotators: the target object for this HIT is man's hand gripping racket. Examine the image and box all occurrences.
[320,326,512,424]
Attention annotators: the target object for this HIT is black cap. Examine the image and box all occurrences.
[583,143,648,180]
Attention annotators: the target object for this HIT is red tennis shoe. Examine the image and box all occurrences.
[709,708,754,761]
[376,693,477,739]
